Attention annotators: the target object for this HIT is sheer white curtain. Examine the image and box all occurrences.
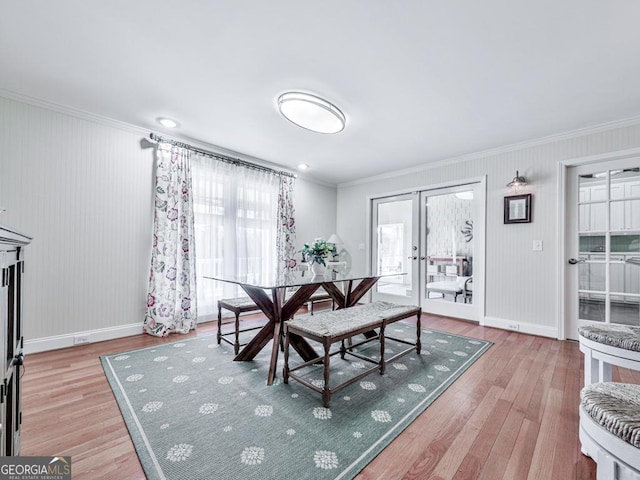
[191,153,280,318]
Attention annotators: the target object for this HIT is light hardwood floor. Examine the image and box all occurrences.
[22,312,640,479]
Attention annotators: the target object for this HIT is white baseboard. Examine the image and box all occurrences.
[24,322,144,354]
[482,316,559,339]
[24,317,219,354]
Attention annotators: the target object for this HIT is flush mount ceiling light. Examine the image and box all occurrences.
[297,163,309,170]
[157,117,180,129]
[277,92,345,134]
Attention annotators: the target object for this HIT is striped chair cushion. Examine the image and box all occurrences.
[578,324,640,352]
[581,382,640,448]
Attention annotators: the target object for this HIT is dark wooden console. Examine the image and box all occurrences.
[0,224,32,455]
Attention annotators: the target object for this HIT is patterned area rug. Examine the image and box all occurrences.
[101,323,491,480]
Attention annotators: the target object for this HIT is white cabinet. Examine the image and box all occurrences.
[580,178,640,232]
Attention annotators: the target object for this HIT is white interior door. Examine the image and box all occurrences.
[419,183,484,321]
[566,159,640,339]
[371,193,420,306]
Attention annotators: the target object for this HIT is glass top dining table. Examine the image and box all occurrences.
[205,269,404,385]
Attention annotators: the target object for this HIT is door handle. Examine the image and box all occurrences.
[407,256,418,260]
[568,258,586,265]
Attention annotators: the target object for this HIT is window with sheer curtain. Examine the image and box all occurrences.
[191,153,280,318]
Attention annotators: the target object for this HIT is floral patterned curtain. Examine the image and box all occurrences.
[277,175,297,284]
[143,144,198,337]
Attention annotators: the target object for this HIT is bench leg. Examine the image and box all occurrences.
[234,312,241,355]
[379,323,386,375]
[217,304,222,344]
[416,311,422,354]
[323,343,331,408]
[283,327,290,384]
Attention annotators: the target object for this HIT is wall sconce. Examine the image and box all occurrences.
[506,170,527,189]
[506,170,528,194]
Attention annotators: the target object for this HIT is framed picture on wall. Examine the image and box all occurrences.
[504,194,532,224]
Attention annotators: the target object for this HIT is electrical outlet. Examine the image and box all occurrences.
[533,240,543,251]
[506,324,519,331]
[73,335,90,345]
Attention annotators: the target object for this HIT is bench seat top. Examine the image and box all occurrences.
[581,382,640,448]
[578,324,640,352]
[286,301,420,338]
[218,297,259,309]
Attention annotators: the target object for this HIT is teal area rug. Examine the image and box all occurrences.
[101,323,491,480]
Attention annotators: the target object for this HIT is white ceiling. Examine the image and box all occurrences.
[2,1,640,185]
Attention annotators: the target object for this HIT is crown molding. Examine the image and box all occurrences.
[0,88,151,135]
[338,115,640,188]
[0,89,339,187]
[5,88,639,191]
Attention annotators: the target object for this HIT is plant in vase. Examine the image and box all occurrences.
[299,238,337,273]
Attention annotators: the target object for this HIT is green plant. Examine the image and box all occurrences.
[299,238,337,266]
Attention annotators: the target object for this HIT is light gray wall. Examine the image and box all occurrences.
[0,96,337,351]
[293,176,337,255]
[337,122,640,336]
[0,97,154,350]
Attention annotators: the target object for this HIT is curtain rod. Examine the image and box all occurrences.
[148,133,296,179]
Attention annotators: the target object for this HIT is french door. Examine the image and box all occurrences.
[566,158,640,339]
[371,180,485,322]
[371,193,420,306]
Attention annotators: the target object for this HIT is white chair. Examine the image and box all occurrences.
[579,382,640,480]
[426,275,472,303]
[578,325,640,386]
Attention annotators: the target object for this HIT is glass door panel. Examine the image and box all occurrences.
[423,191,474,304]
[420,183,483,321]
[371,194,419,305]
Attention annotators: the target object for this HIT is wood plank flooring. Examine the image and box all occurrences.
[21,312,640,479]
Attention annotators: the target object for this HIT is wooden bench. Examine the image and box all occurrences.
[579,382,640,479]
[578,324,640,386]
[283,301,421,407]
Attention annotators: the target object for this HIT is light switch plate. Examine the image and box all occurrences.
[533,240,543,251]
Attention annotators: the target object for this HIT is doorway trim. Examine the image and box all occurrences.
[558,146,640,340]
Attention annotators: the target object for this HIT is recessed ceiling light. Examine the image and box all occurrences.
[298,163,309,170]
[157,117,180,129]
[277,92,345,134]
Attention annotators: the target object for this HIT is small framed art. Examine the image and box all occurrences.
[504,194,532,224]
